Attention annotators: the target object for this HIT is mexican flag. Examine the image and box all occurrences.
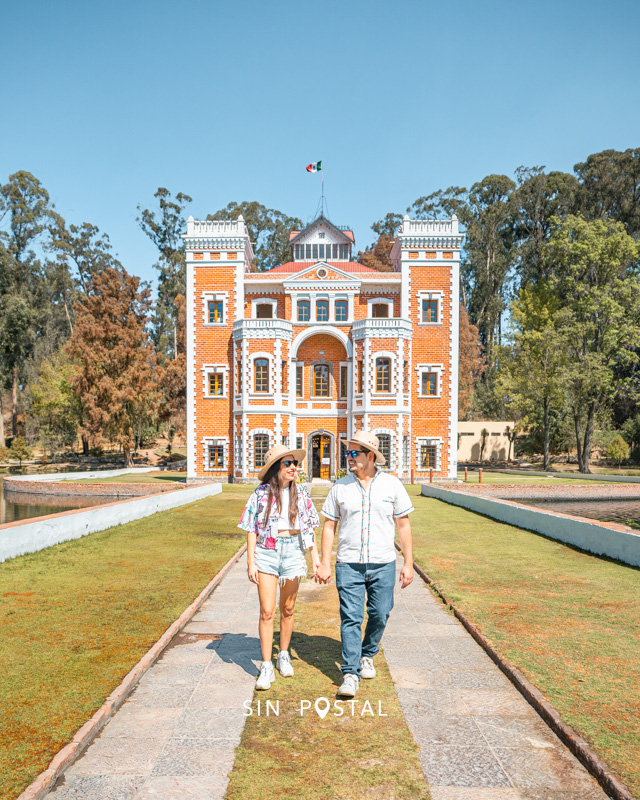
[306,161,322,173]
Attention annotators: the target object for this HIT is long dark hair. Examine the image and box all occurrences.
[261,459,299,528]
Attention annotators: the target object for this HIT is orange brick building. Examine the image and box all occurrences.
[184,214,462,483]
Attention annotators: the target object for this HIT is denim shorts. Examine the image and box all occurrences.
[254,535,308,585]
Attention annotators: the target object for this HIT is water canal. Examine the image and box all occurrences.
[0,473,106,525]
[523,498,640,528]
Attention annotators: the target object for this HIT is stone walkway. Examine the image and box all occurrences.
[47,554,609,800]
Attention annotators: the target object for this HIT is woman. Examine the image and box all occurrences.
[238,444,320,690]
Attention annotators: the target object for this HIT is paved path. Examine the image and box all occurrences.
[384,556,609,800]
[47,553,609,800]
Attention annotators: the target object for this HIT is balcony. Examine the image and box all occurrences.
[351,318,412,340]
[232,318,293,341]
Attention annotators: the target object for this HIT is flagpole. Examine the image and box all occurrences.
[321,166,324,217]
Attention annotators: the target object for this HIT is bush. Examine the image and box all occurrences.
[608,434,630,469]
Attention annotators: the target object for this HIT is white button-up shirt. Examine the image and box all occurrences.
[321,470,414,564]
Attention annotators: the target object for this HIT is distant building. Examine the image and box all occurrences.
[184,213,463,482]
[457,421,516,462]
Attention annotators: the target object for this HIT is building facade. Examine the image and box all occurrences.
[184,214,462,483]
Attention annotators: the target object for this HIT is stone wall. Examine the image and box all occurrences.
[3,479,183,497]
[448,483,640,501]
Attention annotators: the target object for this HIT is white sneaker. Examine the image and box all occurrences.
[337,674,359,697]
[276,651,294,677]
[255,661,275,690]
[360,656,376,679]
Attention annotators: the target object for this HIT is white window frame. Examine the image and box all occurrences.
[201,436,229,471]
[367,297,394,319]
[415,437,442,471]
[416,363,444,399]
[250,352,274,396]
[373,428,395,471]
[417,291,443,325]
[315,295,330,323]
[334,295,349,323]
[296,296,312,323]
[251,298,278,319]
[311,361,332,399]
[372,351,396,396]
[201,291,229,327]
[338,361,348,399]
[249,428,275,471]
[201,364,229,399]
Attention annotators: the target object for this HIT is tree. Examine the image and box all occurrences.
[207,201,302,272]
[479,428,489,462]
[67,266,159,466]
[458,304,484,420]
[547,215,640,473]
[138,187,192,356]
[8,436,32,467]
[356,233,394,272]
[156,293,186,433]
[574,148,640,237]
[27,350,80,458]
[608,434,630,470]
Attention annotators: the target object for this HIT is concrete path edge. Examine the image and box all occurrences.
[396,542,635,800]
[16,543,247,800]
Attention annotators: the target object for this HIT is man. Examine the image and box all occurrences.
[316,430,414,697]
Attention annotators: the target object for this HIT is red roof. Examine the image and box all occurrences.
[262,261,396,276]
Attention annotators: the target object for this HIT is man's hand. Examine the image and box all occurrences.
[316,562,332,584]
[399,562,413,588]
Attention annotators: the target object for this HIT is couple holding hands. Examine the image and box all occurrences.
[238,430,415,697]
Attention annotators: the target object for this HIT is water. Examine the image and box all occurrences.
[0,473,107,525]
[523,498,640,529]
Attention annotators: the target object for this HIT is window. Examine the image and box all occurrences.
[317,300,329,322]
[403,361,409,392]
[340,365,348,398]
[340,441,347,468]
[403,436,409,467]
[335,300,348,321]
[422,372,437,396]
[254,359,269,393]
[254,434,269,469]
[378,434,391,466]
[296,365,303,397]
[236,361,241,392]
[208,372,223,396]
[256,303,273,319]
[421,444,436,468]
[208,444,224,468]
[422,299,438,323]
[376,358,391,393]
[339,244,349,259]
[312,244,319,259]
[372,303,389,318]
[296,435,303,450]
[313,364,329,397]
[208,300,223,324]
[357,361,364,393]
[294,244,302,260]
[332,244,339,259]
[297,300,310,322]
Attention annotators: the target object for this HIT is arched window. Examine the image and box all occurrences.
[254,359,269,393]
[256,303,273,319]
[377,434,391,466]
[375,358,391,393]
[297,300,310,322]
[335,300,348,322]
[254,434,269,468]
[313,364,330,397]
[372,303,389,318]
[316,300,329,322]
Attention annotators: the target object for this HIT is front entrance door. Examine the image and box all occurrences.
[311,434,331,479]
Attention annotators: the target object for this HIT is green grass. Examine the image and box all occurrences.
[456,471,612,485]
[406,485,640,796]
[68,471,187,484]
[0,491,244,800]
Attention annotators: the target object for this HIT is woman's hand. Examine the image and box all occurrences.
[247,562,260,584]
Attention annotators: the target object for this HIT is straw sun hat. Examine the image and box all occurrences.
[258,443,306,482]
[339,430,386,465]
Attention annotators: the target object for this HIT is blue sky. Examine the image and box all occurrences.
[2,0,639,288]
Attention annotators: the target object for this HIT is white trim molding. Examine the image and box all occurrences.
[251,297,278,319]
[248,428,275,471]
[417,290,444,325]
[366,297,394,319]
[415,437,442,471]
[201,291,229,327]
[415,363,444,399]
[201,436,230,471]
[201,363,230,399]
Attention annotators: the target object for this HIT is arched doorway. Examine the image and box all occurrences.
[311,433,332,479]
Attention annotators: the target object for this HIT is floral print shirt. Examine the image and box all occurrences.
[238,483,319,550]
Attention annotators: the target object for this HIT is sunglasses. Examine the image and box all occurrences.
[281,459,299,467]
[345,450,367,458]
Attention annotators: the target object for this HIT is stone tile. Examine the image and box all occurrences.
[49,775,145,799]
[199,663,254,685]
[134,776,229,799]
[492,747,604,793]
[151,738,236,777]
[448,668,514,691]
[385,665,451,689]
[515,788,609,800]
[408,715,485,747]
[182,621,232,635]
[397,688,470,716]
[189,684,254,709]
[101,706,182,738]
[66,737,168,776]
[457,690,530,717]
[475,715,559,749]
[143,664,206,686]
[383,651,444,670]
[418,745,511,787]
[128,684,195,709]
[174,707,247,740]
[415,623,471,638]
[429,789,521,800]
[154,647,216,666]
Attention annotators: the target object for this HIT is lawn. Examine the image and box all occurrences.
[406,485,640,796]
[68,471,187,484]
[0,490,244,800]
[456,470,612,485]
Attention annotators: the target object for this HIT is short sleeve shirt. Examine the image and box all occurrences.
[321,470,414,564]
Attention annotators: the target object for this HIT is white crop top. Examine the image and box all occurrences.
[278,490,300,531]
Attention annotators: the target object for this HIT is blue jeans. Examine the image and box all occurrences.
[335,561,396,677]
